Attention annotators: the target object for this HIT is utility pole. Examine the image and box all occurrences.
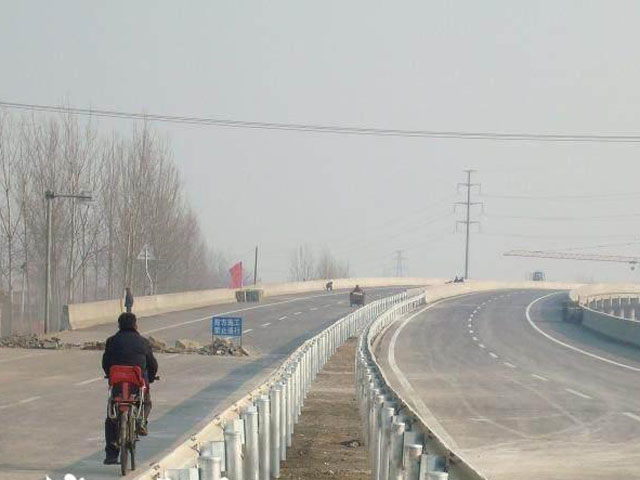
[43,190,92,334]
[394,250,407,277]
[253,246,258,285]
[44,190,53,334]
[455,170,482,279]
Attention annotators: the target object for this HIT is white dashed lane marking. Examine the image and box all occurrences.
[479,343,486,348]
[504,362,516,369]
[243,329,253,333]
[75,377,103,386]
[623,412,640,423]
[278,316,287,320]
[293,312,302,316]
[531,374,548,382]
[310,307,318,311]
[472,336,478,341]
[262,323,271,327]
[565,388,592,400]
[489,352,499,359]
[0,396,42,410]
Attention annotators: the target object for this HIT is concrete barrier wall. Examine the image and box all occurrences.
[568,284,640,347]
[65,277,446,330]
[66,288,238,330]
[582,307,640,347]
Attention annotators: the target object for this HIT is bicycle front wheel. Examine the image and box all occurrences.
[119,411,129,476]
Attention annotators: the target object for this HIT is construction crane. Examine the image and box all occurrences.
[504,249,640,270]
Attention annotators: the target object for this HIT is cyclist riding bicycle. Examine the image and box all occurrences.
[102,312,158,465]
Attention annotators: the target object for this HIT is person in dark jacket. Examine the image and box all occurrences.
[102,312,158,464]
[123,287,134,313]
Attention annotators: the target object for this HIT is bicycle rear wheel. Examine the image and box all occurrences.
[119,411,129,476]
[129,412,136,471]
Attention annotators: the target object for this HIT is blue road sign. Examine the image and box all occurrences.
[212,316,243,337]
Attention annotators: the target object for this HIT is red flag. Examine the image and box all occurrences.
[229,262,243,289]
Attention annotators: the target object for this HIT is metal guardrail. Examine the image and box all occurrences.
[143,291,409,480]
[355,292,487,480]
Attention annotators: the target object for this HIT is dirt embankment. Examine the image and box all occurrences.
[280,338,370,479]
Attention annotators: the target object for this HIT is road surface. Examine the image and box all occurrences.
[377,289,640,479]
[0,287,399,480]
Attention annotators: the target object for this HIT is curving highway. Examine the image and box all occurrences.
[376,290,640,480]
[0,287,401,480]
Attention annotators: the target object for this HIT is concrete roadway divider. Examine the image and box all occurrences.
[568,283,640,347]
[133,290,411,480]
[64,277,446,330]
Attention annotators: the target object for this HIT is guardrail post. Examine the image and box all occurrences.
[402,444,423,480]
[372,393,385,479]
[420,453,447,479]
[388,418,405,480]
[284,373,293,447]
[270,385,281,478]
[293,361,301,423]
[278,382,287,461]
[379,406,395,480]
[426,473,448,480]
[166,468,198,479]
[631,298,639,320]
[613,297,622,317]
[257,395,271,480]
[367,386,380,450]
[199,453,222,480]
[224,423,243,480]
[243,405,259,480]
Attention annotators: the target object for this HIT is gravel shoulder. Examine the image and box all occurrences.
[280,338,370,480]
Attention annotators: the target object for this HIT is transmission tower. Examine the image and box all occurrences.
[394,250,407,277]
[455,170,482,279]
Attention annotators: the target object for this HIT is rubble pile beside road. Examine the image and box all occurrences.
[0,334,63,350]
[0,334,249,356]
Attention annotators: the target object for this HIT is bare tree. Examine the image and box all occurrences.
[0,113,21,334]
[315,248,349,280]
[289,244,315,281]
[0,108,227,335]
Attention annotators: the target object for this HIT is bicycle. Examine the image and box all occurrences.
[106,365,148,476]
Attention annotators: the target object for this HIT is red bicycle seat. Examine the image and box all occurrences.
[108,365,145,387]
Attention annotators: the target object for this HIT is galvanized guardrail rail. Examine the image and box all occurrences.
[140,291,409,480]
[355,292,487,480]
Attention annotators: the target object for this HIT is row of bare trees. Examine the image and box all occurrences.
[288,244,350,281]
[0,110,226,335]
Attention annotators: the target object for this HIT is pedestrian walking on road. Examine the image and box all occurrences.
[124,287,134,313]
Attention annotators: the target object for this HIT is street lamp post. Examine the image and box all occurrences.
[43,190,92,334]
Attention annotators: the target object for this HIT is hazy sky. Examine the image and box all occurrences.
[3,1,640,283]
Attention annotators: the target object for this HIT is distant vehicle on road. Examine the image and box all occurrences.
[350,285,365,307]
[529,271,546,281]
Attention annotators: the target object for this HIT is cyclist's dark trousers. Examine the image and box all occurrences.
[105,388,152,458]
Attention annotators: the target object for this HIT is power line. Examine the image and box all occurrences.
[485,212,640,221]
[481,192,640,200]
[3,100,640,143]
[483,232,638,240]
